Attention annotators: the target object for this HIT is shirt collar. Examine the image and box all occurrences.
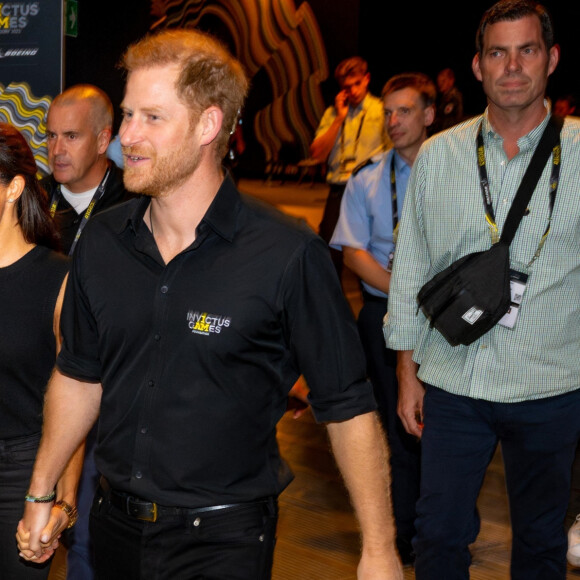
[481,100,551,153]
[391,149,411,173]
[200,172,240,243]
[122,173,241,243]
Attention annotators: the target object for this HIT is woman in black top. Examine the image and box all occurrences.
[0,123,80,579]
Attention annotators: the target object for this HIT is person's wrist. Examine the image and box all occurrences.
[54,500,78,528]
[24,490,56,503]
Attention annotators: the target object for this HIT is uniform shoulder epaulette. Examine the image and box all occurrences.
[351,152,384,177]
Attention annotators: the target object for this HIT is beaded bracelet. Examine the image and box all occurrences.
[24,491,56,503]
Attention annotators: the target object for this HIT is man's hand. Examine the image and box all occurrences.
[335,90,350,121]
[16,502,66,563]
[309,90,350,160]
[396,350,425,438]
[358,549,403,580]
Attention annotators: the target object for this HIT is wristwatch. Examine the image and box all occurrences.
[54,500,79,529]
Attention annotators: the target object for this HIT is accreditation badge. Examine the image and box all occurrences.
[498,270,529,329]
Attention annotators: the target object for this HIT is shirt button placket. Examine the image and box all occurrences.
[154,285,169,343]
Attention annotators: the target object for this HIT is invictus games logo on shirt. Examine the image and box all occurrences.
[187,310,231,336]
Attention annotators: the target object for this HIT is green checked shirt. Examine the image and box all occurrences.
[385,107,580,403]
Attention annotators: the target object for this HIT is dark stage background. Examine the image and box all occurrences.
[64,1,580,175]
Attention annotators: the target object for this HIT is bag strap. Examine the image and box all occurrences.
[500,114,563,246]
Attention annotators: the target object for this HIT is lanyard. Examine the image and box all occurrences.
[49,166,111,256]
[476,123,561,265]
[340,109,367,166]
[390,154,398,233]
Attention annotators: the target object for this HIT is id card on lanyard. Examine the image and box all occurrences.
[476,122,561,328]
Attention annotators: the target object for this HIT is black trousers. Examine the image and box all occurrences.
[0,433,51,580]
[357,295,421,555]
[90,486,278,580]
[318,183,346,282]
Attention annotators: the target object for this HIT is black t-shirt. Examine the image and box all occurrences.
[57,176,375,507]
[0,246,69,438]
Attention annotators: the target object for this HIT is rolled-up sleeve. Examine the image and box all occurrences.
[57,235,102,383]
[281,236,376,422]
[330,174,370,251]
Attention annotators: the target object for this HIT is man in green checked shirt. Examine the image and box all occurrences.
[384,1,580,578]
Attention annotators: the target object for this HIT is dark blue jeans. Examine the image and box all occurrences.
[414,385,580,580]
[0,433,51,580]
[567,444,580,528]
[90,486,278,580]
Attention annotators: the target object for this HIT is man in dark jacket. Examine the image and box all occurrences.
[42,84,134,256]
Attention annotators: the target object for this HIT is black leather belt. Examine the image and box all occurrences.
[100,477,250,523]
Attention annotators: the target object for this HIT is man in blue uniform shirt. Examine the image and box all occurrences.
[331,72,436,564]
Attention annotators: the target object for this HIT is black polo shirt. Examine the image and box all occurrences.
[57,175,375,507]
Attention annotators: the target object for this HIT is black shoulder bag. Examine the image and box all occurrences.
[416,115,563,347]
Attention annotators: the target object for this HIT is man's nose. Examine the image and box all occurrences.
[506,51,522,73]
[119,118,140,147]
[51,137,66,156]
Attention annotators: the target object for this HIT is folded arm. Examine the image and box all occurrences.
[310,93,348,161]
[343,246,391,295]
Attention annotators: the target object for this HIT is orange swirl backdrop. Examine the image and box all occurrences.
[161,0,329,168]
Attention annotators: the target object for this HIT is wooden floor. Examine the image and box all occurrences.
[47,177,579,579]
[49,409,580,580]
[273,411,580,580]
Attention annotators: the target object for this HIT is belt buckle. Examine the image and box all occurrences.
[126,496,158,522]
[143,502,158,523]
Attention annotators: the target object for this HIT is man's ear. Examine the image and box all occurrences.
[472,53,483,82]
[548,43,560,77]
[97,128,112,155]
[424,104,436,128]
[199,106,223,147]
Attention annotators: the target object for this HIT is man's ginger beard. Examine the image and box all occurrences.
[122,140,202,198]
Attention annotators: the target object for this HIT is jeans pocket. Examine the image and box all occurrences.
[193,503,274,545]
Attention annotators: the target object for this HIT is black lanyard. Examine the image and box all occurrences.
[476,122,561,264]
[49,166,111,256]
[390,154,398,233]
